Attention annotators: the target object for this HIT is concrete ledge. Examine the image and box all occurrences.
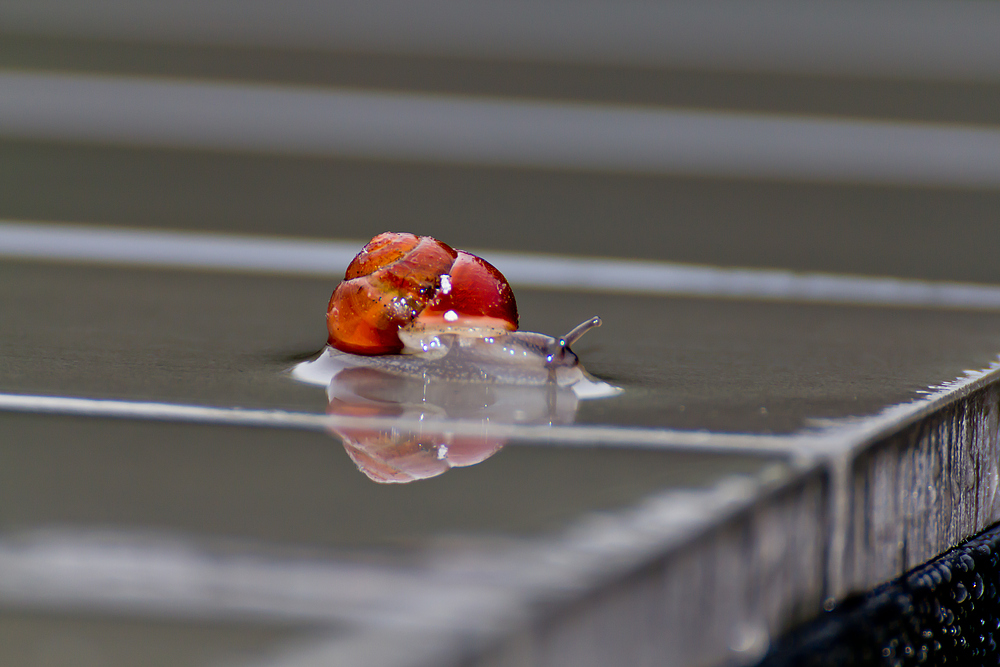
[480,470,828,667]
[842,382,1000,594]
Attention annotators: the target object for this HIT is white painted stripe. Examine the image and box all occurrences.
[0,393,801,455]
[0,221,362,277]
[1,1,999,81]
[2,71,1000,187]
[0,349,996,461]
[3,357,999,457]
[5,221,1000,312]
[0,393,331,430]
[489,255,1000,311]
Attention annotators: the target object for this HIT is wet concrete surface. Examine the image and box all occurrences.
[0,611,316,667]
[4,260,1000,435]
[0,412,777,547]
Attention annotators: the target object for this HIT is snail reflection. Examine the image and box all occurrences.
[293,333,618,483]
[294,232,620,483]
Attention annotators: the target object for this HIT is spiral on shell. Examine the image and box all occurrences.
[327,232,519,355]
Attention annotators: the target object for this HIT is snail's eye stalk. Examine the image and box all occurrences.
[562,317,602,348]
[544,317,600,365]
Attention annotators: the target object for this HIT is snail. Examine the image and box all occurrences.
[321,232,614,390]
[291,232,620,483]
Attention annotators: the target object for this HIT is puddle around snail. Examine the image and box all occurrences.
[292,335,621,484]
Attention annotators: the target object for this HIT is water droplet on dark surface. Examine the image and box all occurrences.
[970,572,984,599]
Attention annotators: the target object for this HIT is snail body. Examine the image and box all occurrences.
[305,318,608,391]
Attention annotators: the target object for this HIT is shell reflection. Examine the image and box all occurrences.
[293,344,620,484]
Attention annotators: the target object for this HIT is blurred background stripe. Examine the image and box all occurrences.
[5,221,1000,310]
[2,71,999,187]
[2,0,999,81]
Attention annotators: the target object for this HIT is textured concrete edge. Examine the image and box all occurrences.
[738,374,1000,667]
[468,466,830,667]
[459,372,1000,667]
[839,381,1000,595]
[236,461,826,667]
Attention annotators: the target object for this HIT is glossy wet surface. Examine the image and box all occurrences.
[0,412,781,546]
[5,261,1000,436]
[3,4,1000,666]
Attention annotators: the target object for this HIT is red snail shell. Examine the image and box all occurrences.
[327,232,518,355]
